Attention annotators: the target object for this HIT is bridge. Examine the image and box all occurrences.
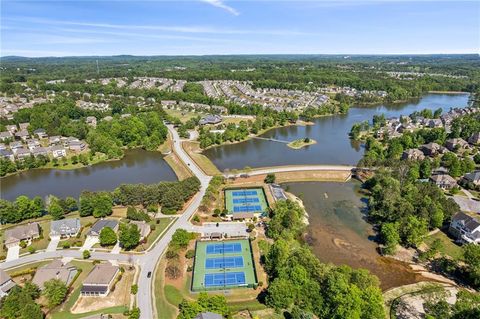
[251,136,290,144]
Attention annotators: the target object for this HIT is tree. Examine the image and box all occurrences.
[463,244,480,286]
[119,223,140,250]
[19,303,43,319]
[43,279,68,309]
[264,173,276,184]
[380,222,400,255]
[83,250,91,259]
[131,284,138,295]
[48,196,64,220]
[99,227,117,246]
[129,307,140,319]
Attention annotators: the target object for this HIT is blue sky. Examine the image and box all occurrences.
[1,0,479,57]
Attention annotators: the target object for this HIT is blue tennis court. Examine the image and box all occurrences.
[204,272,246,287]
[205,256,244,269]
[206,242,242,254]
[233,198,260,204]
[232,190,257,196]
[233,205,262,213]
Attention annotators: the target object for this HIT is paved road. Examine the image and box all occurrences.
[136,125,211,319]
[226,164,356,178]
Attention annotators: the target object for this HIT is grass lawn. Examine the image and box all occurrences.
[165,109,204,122]
[164,284,184,306]
[134,217,176,252]
[424,231,463,260]
[165,152,193,180]
[286,138,317,150]
[228,299,268,312]
[155,258,178,319]
[182,141,221,176]
[50,305,127,319]
[43,152,108,170]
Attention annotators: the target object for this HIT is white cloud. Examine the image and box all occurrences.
[201,0,240,16]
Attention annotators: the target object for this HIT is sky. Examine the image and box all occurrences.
[1,0,479,57]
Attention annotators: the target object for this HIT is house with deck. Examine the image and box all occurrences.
[449,212,480,244]
[81,264,119,297]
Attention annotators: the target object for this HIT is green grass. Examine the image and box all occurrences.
[228,299,268,312]
[224,188,269,215]
[192,240,257,291]
[164,285,184,306]
[51,305,127,319]
[135,217,176,252]
[155,260,178,319]
[424,231,463,260]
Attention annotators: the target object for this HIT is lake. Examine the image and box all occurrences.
[0,149,177,200]
[204,93,470,170]
[283,181,427,290]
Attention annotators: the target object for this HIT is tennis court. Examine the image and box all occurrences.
[205,256,244,269]
[192,239,258,291]
[225,188,269,217]
[204,272,246,287]
[206,242,242,254]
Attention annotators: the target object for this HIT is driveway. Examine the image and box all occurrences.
[453,195,480,214]
[110,242,121,254]
[46,237,60,252]
[6,245,20,261]
[80,236,99,251]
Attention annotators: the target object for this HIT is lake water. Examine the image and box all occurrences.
[204,93,470,170]
[283,181,427,290]
[0,149,177,200]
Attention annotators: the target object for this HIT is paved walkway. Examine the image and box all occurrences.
[111,242,121,254]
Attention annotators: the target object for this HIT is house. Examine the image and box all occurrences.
[49,136,62,145]
[33,128,48,139]
[5,125,17,134]
[88,219,119,238]
[26,138,41,150]
[445,138,470,151]
[199,114,222,125]
[429,174,457,190]
[468,132,480,145]
[4,223,40,248]
[50,218,81,238]
[194,313,223,319]
[420,142,442,156]
[86,116,97,128]
[69,140,86,152]
[0,131,12,141]
[31,147,48,157]
[51,145,67,158]
[129,221,151,240]
[0,270,15,297]
[0,149,14,161]
[463,171,480,186]
[19,122,30,130]
[32,260,77,289]
[9,141,23,150]
[427,119,443,128]
[401,149,425,161]
[81,264,119,296]
[15,148,31,160]
[449,212,480,244]
[15,130,30,141]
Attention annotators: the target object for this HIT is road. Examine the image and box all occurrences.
[226,164,356,178]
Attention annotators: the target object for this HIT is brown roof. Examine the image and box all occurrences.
[4,223,40,245]
[32,260,77,289]
[83,264,119,286]
[232,212,255,220]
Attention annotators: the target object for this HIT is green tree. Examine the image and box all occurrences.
[99,227,117,246]
[119,223,141,250]
[380,222,400,255]
[264,173,276,184]
[48,196,64,220]
[83,250,91,259]
[43,279,68,309]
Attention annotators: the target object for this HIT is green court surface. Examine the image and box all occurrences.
[192,239,258,291]
[224,188,269,215]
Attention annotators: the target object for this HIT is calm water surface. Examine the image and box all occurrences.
[204,94,470,170]
[283,181,427,290]
[0,149,177,200]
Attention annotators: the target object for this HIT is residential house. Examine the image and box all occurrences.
[51,145,67,158]
[129,221,151,240]
[10,141,23,150]
[15,130,30,141]
[445,138,470,152]
[420,142,443,157]
[199,114,222,125]
[5,125,17,134]
[429,174,457,190]
[32,147,48,157]
[33,128,48,139]
[69,140,86,152]
[463,171,480,186]
[49,136,62,145]
[401,149,425,161]
[4,222,40,248]
[427,119,443,128]
[449,212,480,244]
[81,264,119,296]
[50,218,81,238]
[0,270,15,297]
[88,219,119,238]
[86,116,97,128]
[26,138,40,150]
[194,313,223,319]
[15,148,31,160]
[0,131,12,141]
[468,132,480,145]
[0,149,14,161]
[19,122,29,130]
[32,260,78,289]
